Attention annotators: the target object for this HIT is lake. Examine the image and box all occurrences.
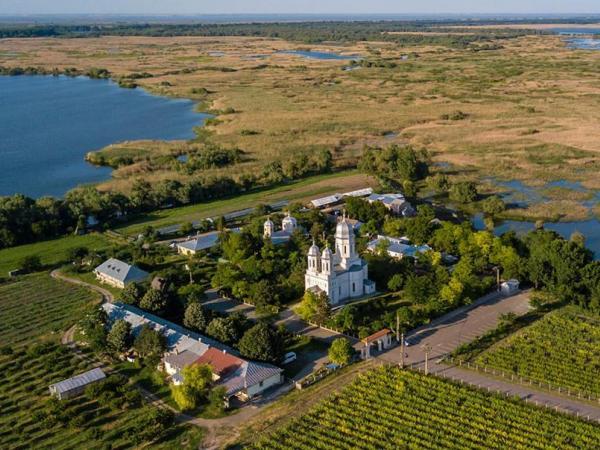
[472,214,600,259]
[277,50,361,60]
[0,75,208,198]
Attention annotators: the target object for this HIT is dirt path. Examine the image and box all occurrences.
[51,269,115,303]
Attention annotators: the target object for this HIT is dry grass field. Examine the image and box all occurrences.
[2,34,600,212]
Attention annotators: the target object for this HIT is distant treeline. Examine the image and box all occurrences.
[0,149,333,250]
[0,21,547,47]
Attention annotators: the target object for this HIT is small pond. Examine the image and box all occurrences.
[277,50,361,60]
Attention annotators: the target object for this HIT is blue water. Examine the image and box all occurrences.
[472,214,600,259]
[552,28,600,35]
[565,38,600,50]
[277,50,360,60]
[0,75,208,198]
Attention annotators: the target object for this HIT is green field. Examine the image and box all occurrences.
[0,273,100,347]
[116,170,371,235]
[0,342,204,450]
[251,367,600,450]
[0,233,111,276]
[474,306,600,397]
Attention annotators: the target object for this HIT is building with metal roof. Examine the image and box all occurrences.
[310,193,343,209]
[175,231,221,256]
[49,368,106,400]
[367,235,431,260]
[366,193,415,217]
[94,258,150,289]
[342,187,374,198]
[103,303,283,402]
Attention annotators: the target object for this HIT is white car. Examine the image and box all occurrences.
[282,352,297,365]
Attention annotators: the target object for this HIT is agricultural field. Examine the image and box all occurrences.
[251,367,600,450]
[0,342,204,449]
[473,306,600,397]
[0,232,112,276]
[0,273,100,347]
[3,33,600,222]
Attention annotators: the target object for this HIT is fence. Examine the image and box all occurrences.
[444,356,600,406]
[402,361,600,425]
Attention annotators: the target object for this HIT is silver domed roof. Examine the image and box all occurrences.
[308,242,320,256]
[321,246,333,259]
[335,216,353,239]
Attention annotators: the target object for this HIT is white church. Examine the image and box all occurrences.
[305,214,375,305]
[263,212,298,245]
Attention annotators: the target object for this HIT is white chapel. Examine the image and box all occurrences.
[305,214,375,305]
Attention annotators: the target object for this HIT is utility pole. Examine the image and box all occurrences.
[422,343,432,375]
[494,266,500,291]
[400,333,405,369]
[396,311,400,342]
[185,263,193,285]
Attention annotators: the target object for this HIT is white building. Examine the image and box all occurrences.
[103,303,283,402]
[305,214,375,305]
[367,193,415,217]
[367,235,432,259]
[94,258,149,289]
[264,212,298,245]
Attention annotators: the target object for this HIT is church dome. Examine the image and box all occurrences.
[321,246,333,260]
[264,218,274,227]
[335,216,353,240]
[308,242,320,256]
[281,212,297,230]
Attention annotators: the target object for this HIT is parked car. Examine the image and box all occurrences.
[282,352,297,365]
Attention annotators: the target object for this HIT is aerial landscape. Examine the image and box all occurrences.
[1,0,600,449]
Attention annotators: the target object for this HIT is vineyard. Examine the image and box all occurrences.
[251,367,600,450]
[0,273,100,346]
[0,342,204,449]
[474,306,600,397]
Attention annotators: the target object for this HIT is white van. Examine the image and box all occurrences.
[282,352,297,365]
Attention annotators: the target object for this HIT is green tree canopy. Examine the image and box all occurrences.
[107,320,132,353]
[238,322,285,363]
[183,302,212,333]
[328,338,354,366]
[133,325,166,367]
[139,288,168,313]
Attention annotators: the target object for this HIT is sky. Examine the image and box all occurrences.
[1,1,599,16]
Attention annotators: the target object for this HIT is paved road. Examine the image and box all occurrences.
[156,200,289,236]
[378,289,600,423]
[379,290,530,366]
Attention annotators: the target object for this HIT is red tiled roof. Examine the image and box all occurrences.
[194,347,243,377]
[363,328,393,344]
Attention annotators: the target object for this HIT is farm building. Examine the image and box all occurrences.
[48,368,106,400]
[367,235,431,259]
[103,303,283,402]
[175,231,221,256]
[94,258,149,289]
[366,193,415,217]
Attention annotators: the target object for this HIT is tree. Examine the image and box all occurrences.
[122,282,145,305]
[183,302,212,333]
[171,363,213,411]
[387,273,404,291]
[134,325,166,367]
[207,386,227,415]
[426,173,450,193]
[206,317,240,345]
[328,338,354,365]
[297,291,331,325]
[402,180,417,199]
[107,320,132,353]
[139,289,168,313]
[238,322,284,363]
[19,254,42,273]
[481,195,506,216]
[449,181,478,203]
[79,307,108,352]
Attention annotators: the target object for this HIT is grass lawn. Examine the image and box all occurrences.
[0,342,204,449]
[473,306,600,397]
[0,233,112,276]
[0,273,100,347]
[116,170,374,236]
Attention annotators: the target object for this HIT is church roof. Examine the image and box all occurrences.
[308,242,320,256]
[335,216,353,239]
